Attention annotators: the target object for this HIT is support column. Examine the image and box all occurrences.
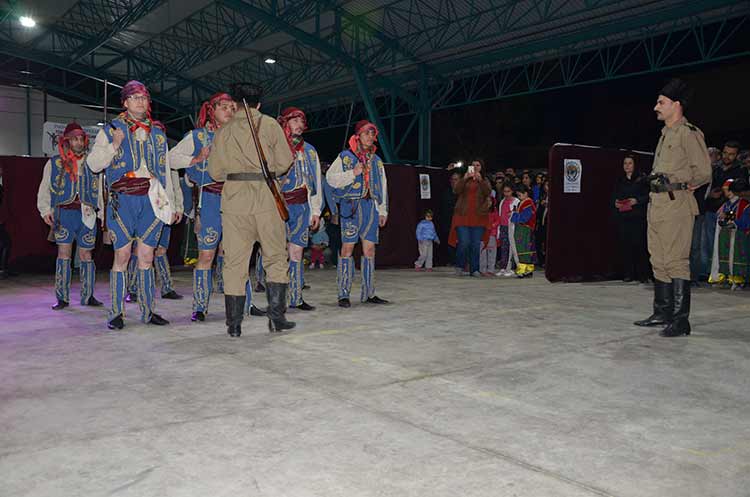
[26,86,32,155]
[418,65,432,166]
[352,64,394,163]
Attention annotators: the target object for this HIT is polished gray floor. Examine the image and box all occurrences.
[1,268,748,497]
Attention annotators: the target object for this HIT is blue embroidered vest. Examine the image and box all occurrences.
[49,154,99,208]
[330,150,385,203]
[102,116,168,187]
[185,128,218,187]
[279,141,318,195]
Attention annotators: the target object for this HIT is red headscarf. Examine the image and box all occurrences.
[198,92,233,130]
[277,107,307,153]
[348,120,378,162]
[57,122,88,181]
[120,80,165,132]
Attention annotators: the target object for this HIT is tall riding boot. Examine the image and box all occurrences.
[225,294,245,337]
[661,279,691,337]
[634,279,673,326]
[266,282,295,333]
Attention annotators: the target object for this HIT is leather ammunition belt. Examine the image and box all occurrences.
[226,172,264,181]
[111,177,151,196]
[650,183,689,193]
[282,187,308,205]
[202,182,224,194]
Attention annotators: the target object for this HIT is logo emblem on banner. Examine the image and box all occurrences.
[419,173,431,199]
[563,159,582,193]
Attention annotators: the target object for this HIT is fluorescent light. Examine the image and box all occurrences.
[264,57,276,64]
[97,122,105,126]
[20,70,32,75]
[19,16,36,28]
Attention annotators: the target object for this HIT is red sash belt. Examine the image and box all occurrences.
[111,177,150,196]
[203,182,224,195]
[283,187,308,205]
[59,198,82,210]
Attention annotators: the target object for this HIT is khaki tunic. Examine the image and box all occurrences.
[647,117,711,282]
[208,108,294,295]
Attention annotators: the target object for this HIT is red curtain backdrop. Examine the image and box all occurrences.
[375,164,450,267]
[0,156,181,273]
[545,144,654,282]
[1,157,451,272]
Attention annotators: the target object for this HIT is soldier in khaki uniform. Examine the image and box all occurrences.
[208,83,295,337]
[635,79,711,337]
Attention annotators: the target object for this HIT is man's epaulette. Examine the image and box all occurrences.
[685,123,698,132]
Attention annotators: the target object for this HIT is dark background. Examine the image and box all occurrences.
[308,59,750,170]
[2,58,748,275]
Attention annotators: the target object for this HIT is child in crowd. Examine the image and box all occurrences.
[495,184,519,277]
[509,185,537,278]
[415,209,440,271]
[480,198,500,276]
[709,179,750,290]
[309,217,329,269]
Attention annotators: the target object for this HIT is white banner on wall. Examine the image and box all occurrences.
[419,173,431,199]
[563,158,583,193]
[42,122,100,157]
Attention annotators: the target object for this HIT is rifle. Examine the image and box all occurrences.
[241,99,289,222]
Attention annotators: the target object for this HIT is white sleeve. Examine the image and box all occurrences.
[87,129,116,173]
[171,169,183,214]
[326,155,356,188]
[308,149,323,219]
[36,160,53,218]
[97,174,105,221]
[376,162,388,217]
[169,133,196,170]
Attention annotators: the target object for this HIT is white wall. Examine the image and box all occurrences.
[0,85,105,157]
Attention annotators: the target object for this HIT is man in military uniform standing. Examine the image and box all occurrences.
[208,83,295,337]
[635,79,712,337]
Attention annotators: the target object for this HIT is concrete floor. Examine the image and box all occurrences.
[0,268,748,497]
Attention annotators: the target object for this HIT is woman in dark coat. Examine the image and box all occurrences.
[613,155,651,282]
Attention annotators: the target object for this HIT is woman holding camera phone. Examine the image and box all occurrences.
[448,159,492,276]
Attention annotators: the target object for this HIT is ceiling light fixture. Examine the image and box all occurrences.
[264,57,276,64]
[19,16,36,28]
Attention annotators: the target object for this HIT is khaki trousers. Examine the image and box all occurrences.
[222,211,288,296]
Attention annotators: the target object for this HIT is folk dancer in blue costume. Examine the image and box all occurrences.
[326,120,389,307]
[88,80,180,330]
[36,122,104,310]
[277,107,323,311]
[125,175,184,303]
[170,92,266,321]
[153,170,184,299]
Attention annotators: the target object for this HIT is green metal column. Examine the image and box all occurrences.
[352,65,394,163]
[418,66,431,165]
[26,86,32,155]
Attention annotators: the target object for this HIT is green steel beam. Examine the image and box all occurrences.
[68,0,165,65]
[219,0,421,110]
[0,39,194,118]
[352,65,395,162]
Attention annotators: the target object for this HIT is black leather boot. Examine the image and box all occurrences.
[661,278,691,337]
[634,280,673,327]
[249,305,267,317]
[266,282,295,333]
[225,294,245,337]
